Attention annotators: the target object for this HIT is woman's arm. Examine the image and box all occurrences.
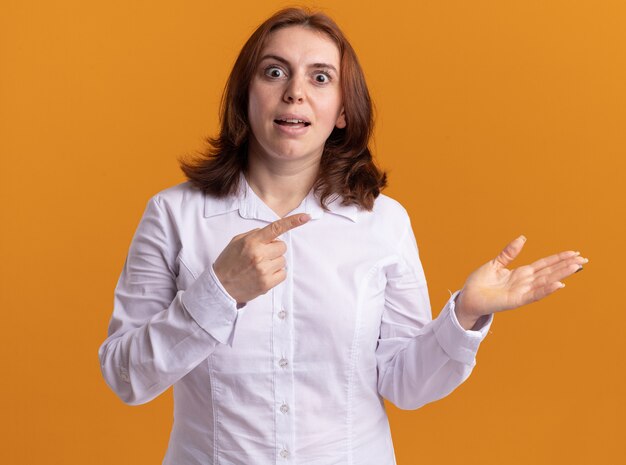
[98,196,242,406]
[376,221,493,411]
[376,216,586,410]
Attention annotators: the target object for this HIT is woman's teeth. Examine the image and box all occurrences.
[275,119,310,126]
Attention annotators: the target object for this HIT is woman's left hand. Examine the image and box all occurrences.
[454,235,588,329]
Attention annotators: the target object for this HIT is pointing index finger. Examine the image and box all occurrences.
[254,213,311,243]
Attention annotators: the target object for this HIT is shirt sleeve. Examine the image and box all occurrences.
[375,220,494,410]
[98,195,244,406]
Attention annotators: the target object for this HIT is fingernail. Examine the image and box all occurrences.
[520,235,527,242]
[574,251,581,256]
[559,282,566,288]
[301,214,311,222]
[583,258,589,264]
[575,265,583,273]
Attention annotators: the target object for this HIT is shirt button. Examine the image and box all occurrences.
[277,309,287,319]
[280,403,289,414]
[279,358,288,368]
[280,449,289,459]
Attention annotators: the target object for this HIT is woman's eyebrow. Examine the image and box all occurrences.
[259,54,338,73]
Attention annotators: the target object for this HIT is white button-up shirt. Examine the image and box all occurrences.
[98,173,494,465]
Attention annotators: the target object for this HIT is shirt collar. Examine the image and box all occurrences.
[204,172,358,223]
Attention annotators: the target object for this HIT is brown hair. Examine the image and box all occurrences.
[179,7,387,211]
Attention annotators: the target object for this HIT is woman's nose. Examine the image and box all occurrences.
[283,76,304,103]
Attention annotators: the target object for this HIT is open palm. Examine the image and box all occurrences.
[455,235,588,320]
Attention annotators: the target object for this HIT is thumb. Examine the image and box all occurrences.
[231,228,260,241]
[494,235,526,268]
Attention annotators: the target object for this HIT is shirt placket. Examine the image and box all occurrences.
[273,230,295,462]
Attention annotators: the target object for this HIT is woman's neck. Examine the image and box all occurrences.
[245,148,321,218]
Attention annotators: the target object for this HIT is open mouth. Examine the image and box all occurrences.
[274,118,311,127]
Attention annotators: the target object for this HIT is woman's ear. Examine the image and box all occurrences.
[335,107,346,129]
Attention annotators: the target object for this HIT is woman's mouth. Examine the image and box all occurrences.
[273,118,311,128]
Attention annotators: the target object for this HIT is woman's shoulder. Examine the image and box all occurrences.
[367,192,411,225]
[351,193,413,248]
[149,181,204,211]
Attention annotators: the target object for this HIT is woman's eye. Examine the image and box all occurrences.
[265,67,285,78]
[314,72,331,84]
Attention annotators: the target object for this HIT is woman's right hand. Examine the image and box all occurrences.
[213,213,311,305]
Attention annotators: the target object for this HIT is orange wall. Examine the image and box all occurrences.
[1,1,623,464]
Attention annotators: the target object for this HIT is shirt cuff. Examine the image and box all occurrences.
[432,290,494,365]
[180,263,242,346]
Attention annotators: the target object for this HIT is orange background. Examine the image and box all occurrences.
[1,1,623,464]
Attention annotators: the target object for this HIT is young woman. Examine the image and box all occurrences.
[98,7,587,465]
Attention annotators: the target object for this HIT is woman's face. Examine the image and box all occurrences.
[247,26,346,167]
